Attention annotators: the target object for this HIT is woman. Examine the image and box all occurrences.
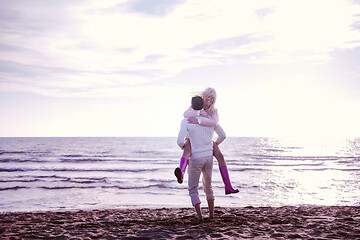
[175,88,239,195]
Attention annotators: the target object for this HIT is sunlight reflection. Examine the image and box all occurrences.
[222,137,360,206]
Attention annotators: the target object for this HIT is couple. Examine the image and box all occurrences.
[176,88,238,222]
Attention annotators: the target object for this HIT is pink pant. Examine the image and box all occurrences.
[188,156,214,206]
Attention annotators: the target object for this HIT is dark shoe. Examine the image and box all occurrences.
[225,189,239,195]
[174,167,183,184]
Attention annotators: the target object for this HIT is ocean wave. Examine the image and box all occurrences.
[0,158,44,163]
[0,151,28,155]
[40,186,97,190]
[59,158,163,163]
[34,183,180,191]
[336,157,360,164]
[133,150,159,154]
[263,148,286,152]
[0,168,160,173]
[0,158,27,163]
[0,157,149,163]
[232,168,269,172]
[60,158,109,162]
[229,162,325,167]
[0,186,28,191]
[21,175,71,180]
[0,168,25,172]
[247,155,341,161]
[67,178,107,184]
[101,183,183,190]
[146,179,174,184]
[61,154,117,158]
[0,179,39,183]
[340,168,360,172]
[62,154,84,157]
[294,168,360,172]
[73,177,107,181]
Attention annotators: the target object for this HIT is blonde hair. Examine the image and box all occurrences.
[201,87,217,105]
[190,87,217,108]
[201,88,217,115]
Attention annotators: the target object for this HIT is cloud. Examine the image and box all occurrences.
[122,0,185,17]
[0,42,25,52]
[0,0,360,99]
[141,54,167,64]
[255,7,275,18]
[190,33,270,53]
[0,60,159,98]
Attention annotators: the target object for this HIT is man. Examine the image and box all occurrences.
[177,96,226,222]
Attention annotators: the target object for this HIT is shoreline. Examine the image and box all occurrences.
[1,206,359,239]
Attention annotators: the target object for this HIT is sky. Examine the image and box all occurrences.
[0,0,360,139]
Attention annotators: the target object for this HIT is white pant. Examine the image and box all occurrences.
[188,155,214,206]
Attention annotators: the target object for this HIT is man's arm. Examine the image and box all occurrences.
[214,124,226,145]
[198,117,217,127]
[177,119,188,149]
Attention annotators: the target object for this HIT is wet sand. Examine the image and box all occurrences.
[1,206,360,239]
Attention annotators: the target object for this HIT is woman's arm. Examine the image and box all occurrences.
[185,108,219,127]
[198,110,219,126]
[187,116,218,127]
[183,106,200,118]
[198,117,218,127]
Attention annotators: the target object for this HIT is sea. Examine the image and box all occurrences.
[0,137,359,213]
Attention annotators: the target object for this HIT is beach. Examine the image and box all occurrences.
[1,206,360,239]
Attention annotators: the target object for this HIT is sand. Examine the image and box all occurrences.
[1,206,359,239]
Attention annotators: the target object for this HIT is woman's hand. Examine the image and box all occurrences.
[200,110,210,118]
[187,117,199,124]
